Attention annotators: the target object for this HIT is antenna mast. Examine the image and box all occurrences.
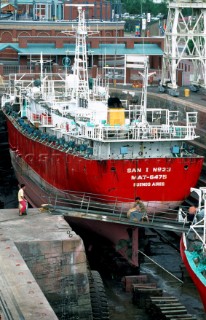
[139,56,156,124]
[65,5,94,105]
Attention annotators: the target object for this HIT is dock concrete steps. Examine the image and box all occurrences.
[146,295,197,320]
[123,274,197,319]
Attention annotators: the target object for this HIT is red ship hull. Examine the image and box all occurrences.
[64,215,139,266]
[180,235,206,312]
[7,119,203,211]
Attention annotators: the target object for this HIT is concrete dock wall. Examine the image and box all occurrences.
[0,209,93,319]
[16,238,92,319]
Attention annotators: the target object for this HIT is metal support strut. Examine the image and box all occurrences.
[160,0,206,93]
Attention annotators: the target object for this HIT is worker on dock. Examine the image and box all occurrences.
[127,197,149,222]
[18,184,27,216]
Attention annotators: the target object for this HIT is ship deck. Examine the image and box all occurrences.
[110,84,206,182]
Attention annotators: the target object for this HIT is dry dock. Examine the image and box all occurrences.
[0,208,93,319]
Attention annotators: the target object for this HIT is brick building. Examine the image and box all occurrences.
[0,0,164,83]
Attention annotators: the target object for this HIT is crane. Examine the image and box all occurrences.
[160,0,206,96]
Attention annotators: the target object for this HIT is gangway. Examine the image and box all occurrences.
[41,191,190,267]
[41,198,190,234]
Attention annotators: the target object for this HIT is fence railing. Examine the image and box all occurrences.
[3,64,53,75]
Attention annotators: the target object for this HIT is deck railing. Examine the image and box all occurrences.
[40,189,190,233]
[79,123,197,141]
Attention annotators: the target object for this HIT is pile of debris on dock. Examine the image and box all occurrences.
[122,274,197,320]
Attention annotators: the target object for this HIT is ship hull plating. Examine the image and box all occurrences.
[7,119,203,212]
[180,235,206,312]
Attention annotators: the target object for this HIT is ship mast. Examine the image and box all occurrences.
[64,4,97,106]
[160,0,206,94]
[138,56,155,124]
[72,6,90,104]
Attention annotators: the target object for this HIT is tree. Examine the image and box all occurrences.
[121,0,168,16]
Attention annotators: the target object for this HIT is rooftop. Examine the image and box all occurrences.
[0,43,163,56]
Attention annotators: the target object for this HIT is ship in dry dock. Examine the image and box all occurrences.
[1,5,204,267]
